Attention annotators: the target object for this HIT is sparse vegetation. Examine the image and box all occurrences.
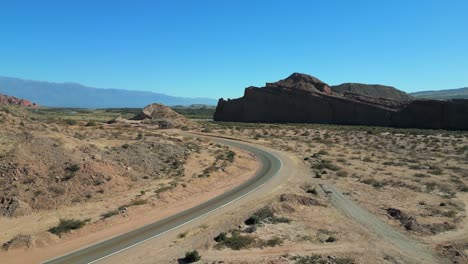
[311,160,340,171]
[66,163,81,173]
[85,120,97,127]
[214,232,227,243]
[119,199,148,209]
[65,119,78,126]
[215,231,256,250]
[101,209,120,219]
[183,250,201,263]
[245,206,290,226]
[1,106,467,262]
[48,218,87,236]
[260,236,284,247]
[293,254,354,264]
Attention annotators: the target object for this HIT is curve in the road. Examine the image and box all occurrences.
[44,138,282,264]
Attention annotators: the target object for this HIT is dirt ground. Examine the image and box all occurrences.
[0,108,259,263]
[1,106,468,264]
[183,122,467,264]
[99,144,391,264]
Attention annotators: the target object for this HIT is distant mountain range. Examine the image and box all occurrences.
[0,76,217,108]
[410,87,468,100]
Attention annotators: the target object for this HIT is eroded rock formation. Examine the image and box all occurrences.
[132,103,195,128]
[0,94,37,107]
[214,73,468,130]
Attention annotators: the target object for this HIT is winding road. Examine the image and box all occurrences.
[44,138,282,264]
[44,136,441,264]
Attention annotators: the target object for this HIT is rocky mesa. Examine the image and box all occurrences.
[214,73,468,130]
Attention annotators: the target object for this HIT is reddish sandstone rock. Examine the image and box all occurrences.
[0,94,37,107]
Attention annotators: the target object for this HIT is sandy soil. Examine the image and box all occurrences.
[2,113,467,264]
[97,142,411,264]
[0,134,260,264]
[126,123,465,264]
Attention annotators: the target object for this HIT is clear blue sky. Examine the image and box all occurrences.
[1,0,467,99]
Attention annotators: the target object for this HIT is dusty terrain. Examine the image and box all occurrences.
[99,143,384,264]
[0,106,259,263]
[1,105,468,264]
[181,122,466,264]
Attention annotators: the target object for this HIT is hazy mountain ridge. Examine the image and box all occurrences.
[410,87,468,100]
[0,76,217,108]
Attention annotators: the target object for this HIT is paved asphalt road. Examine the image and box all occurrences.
[44,138,282,264]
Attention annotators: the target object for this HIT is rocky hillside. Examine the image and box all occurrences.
[411,87,468,100]
[0,94,37,107]
[332,83,412,101]
[0,107,189,217]
[214,73,468,130]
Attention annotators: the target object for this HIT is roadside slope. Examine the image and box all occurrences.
[42,138,281,264]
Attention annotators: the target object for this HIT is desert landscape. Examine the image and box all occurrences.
[0,103,259,262]
[2,2,468,264]
[0,86,467,264]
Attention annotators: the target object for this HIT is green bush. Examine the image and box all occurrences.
[184,250,201,263]
[49,218,87,235]
[226,150,236,162]
[214,232,227,242]
[245,215,262,225]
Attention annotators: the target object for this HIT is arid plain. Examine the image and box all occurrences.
[0,104,466,264]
